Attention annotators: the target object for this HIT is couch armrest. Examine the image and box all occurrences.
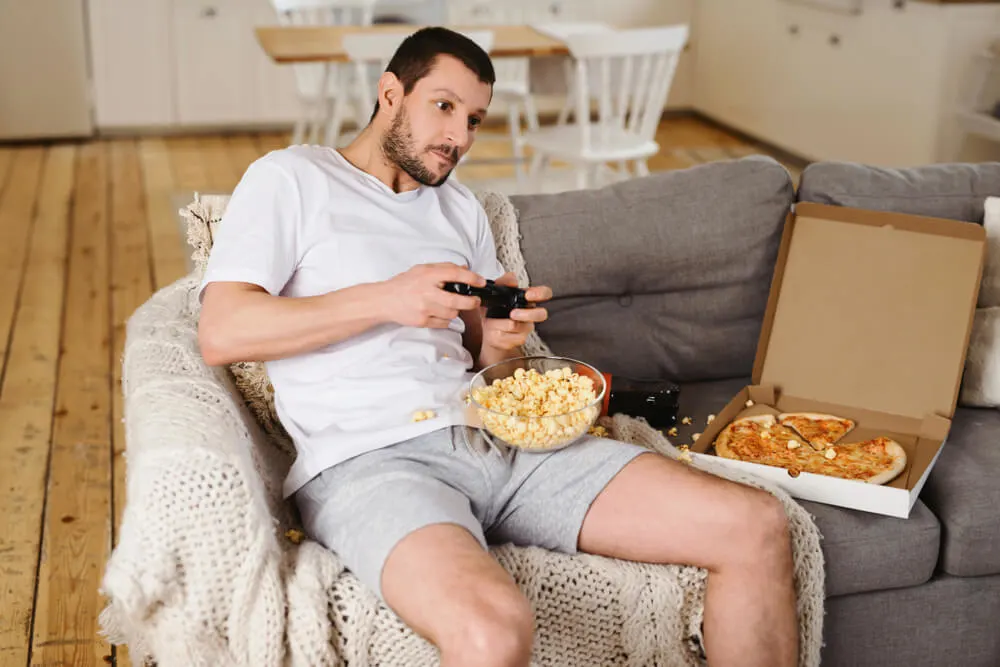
[99,275,291,666]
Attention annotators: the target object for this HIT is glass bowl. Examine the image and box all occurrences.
[469,356,606,451]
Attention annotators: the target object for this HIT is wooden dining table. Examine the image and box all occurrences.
[254,24,573,64]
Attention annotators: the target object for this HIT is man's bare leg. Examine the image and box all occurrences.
[381,523,535,667]
[579,453,798,667]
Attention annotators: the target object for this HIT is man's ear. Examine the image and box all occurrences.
[377,71,403,112]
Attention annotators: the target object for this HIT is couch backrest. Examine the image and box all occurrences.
[797,161,1000,223]
[509,156,795,383]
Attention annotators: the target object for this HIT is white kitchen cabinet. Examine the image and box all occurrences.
[87,0,176,128]
[173,0,264,126]
[694,0,1000,165]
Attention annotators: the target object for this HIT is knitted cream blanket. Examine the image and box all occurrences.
[99,191,825,667]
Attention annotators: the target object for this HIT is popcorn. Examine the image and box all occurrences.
[745,399,755,408]
[472,367,598,450]
[692,432,702,442]
[412,409,437,422]
[681,416,693,425]
[667,426,679,437]
[285,529,305,545]
[588,424,609,438]
[824,448,837,460]
[677,444,693,464]
[706,414,716,424]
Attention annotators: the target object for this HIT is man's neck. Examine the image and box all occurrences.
[338,125,422,195]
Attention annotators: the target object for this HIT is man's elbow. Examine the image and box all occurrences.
[198,315,233,367]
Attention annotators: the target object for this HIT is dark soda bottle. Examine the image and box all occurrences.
[600,373,681,429]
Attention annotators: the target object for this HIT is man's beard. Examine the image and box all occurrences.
[381,106,458,187]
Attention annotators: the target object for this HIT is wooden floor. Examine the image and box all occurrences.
[0,116,800,667]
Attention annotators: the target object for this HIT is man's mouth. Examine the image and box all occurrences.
[431,149,457,165]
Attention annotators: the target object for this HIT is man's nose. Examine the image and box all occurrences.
[445,116,469,149]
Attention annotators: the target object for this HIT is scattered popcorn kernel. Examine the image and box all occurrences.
[745,399,755,408]
[588,425,609,437]
[412,410,436,422]
[285,529,305,545]
[692,432,702,441]
[787,440,801,450]
[787,467,802,478]
[706,414,716,424]
[677,446,693,464]
[667,426,679,437]
[681,416,693,425]
[825,448,837,460]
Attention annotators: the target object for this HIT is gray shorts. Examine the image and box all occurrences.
[294,425,648,600]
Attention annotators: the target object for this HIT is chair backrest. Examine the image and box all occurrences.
[565,25,688,148]
[343,29,495,112]
[446,0,564,91]
[270,0,378,98]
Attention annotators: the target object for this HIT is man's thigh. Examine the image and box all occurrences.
[486,434,649,553]
[294,433,489,601]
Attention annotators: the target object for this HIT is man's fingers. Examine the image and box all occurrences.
[426,316,454,329]
[439,292,481,311]
[525,285,552,302]
[433,263,486,287]
[510,307,548,323]
[493,271,518,288]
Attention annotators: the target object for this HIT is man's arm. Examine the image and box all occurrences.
[460,307,523,371]
[199,263,486,367]
[198,281,387,366]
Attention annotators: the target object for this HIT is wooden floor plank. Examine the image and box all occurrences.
[0,147,16,195]
[201,136,241,191]
[32,141,113,667]
[140,138,188,289]
[108,139,152,667]
[0,145,74,666]
[0,148,45,388]
[226,134,263,183]
[255,132,291,156]
[164,136,210,193]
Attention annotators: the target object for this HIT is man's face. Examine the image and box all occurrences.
[381,55,492,187]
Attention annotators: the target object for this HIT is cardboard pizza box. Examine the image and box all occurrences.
[690,202,987,518]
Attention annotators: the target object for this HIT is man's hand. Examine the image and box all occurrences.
[380,263,485,328]
[479,272,552,363]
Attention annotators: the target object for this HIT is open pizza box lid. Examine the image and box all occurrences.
[690,202,987,518]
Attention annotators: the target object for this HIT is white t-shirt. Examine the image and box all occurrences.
[200,145,506,498]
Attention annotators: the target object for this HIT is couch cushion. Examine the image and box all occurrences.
[510,156,794,383]
[672,378,941,597]
[921,407,1000,577]
[796,161,1000,222]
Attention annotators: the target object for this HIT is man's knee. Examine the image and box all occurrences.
[728,488,792,566]
[443,586,535,666]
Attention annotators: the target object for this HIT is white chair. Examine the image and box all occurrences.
[447,0,568,190]
[523,25,689,191]
[270,0,377,146]
[339,29,495,146]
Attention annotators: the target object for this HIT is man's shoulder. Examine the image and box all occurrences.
[254,144,338,178]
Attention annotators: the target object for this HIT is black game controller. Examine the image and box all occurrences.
[442,279,534,319]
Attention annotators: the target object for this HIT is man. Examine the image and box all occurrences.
[198,27,798,667]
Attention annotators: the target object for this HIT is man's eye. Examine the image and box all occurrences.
[436,101,452,112]
[469,117,482,129]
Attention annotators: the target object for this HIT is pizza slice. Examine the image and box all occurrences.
[778,412,856,450]
[811,436,908,485]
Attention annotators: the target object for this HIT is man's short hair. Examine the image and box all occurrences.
[369,26,496,121]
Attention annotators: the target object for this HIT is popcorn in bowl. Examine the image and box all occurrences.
[470,356,605,451]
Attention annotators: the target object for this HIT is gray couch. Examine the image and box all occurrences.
[509,157,1000,667]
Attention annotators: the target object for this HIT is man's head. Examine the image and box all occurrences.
[371,27,495,187]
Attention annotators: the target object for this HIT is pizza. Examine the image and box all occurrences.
[777,412,856,450]
[713,415,907,485]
